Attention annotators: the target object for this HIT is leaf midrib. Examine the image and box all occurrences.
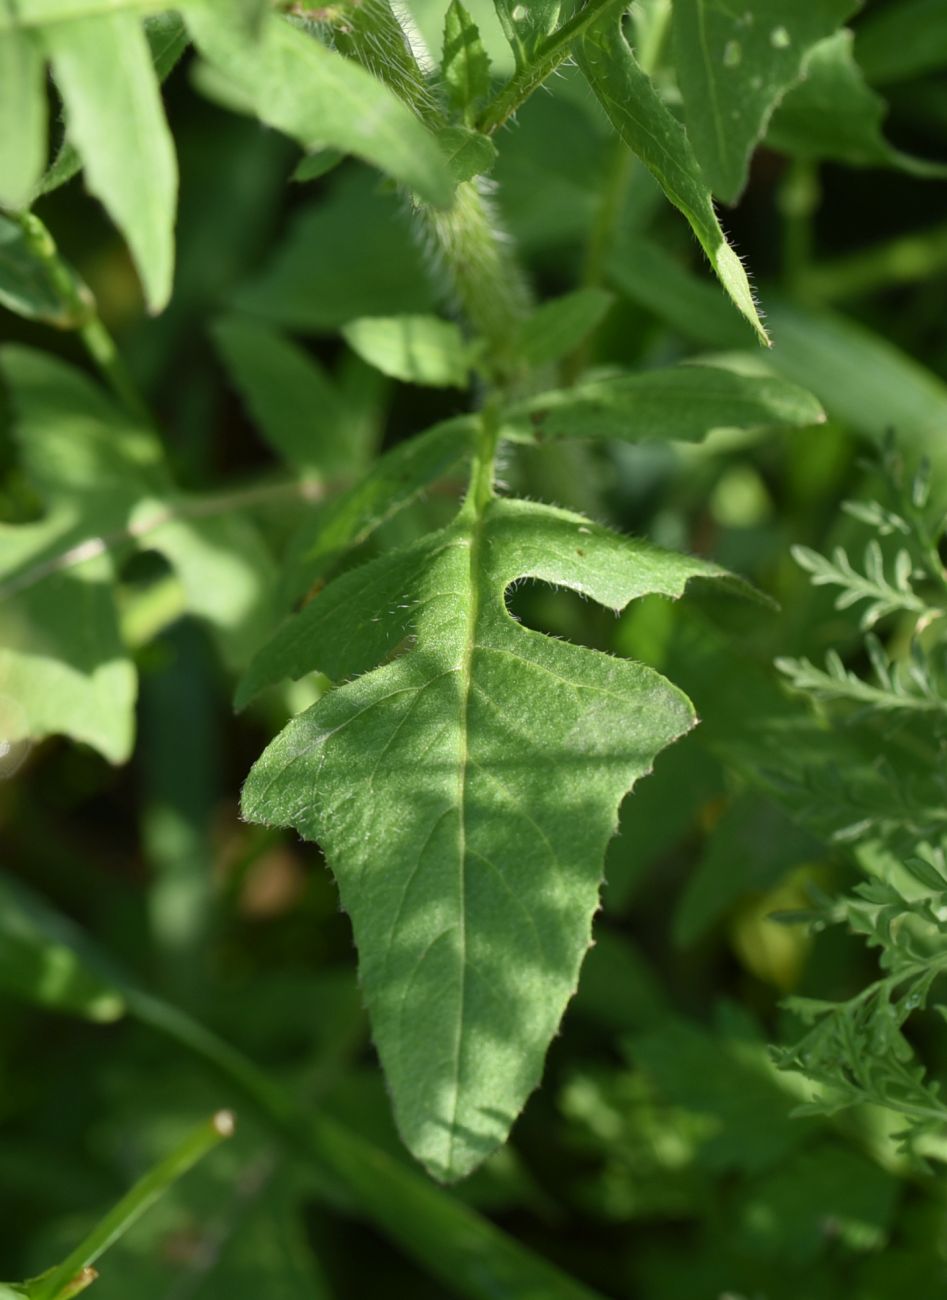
[445,510,482,1172]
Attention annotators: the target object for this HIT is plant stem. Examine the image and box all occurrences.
[13,213,151,425]
[30,1112,234,1300]
[465,400,501,515]
[477,0,626,136]
[415,178,531,377]
[120,987,601,1300]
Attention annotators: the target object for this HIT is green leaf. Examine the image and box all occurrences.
[576,12,770,346]
[0,214,89,327]
[291,148,345,184]
[511,288,613,369]
[0,347,276,760]
[185,9,454,208]
[275,413,477,607]
[632,1013,813,1173]
[0,21,46,211]
[673,795,822,947]
[339,313,471,389]
[504,363,824,444]
[493,0,560,64]
[438,125,498,183]
[763,301,947,474]
[443,0,491,121]
[735,1146,897,1263]
[0,871,125,1022]
[855,0,947,86]
[605,238,947,477]
[38,11,190,201]
[670,0,858,204]
[242,494,743,1179]
[212,315,355,477]
[767,30,947,178]
[41,11,177,312]
[342,315,471,388]
[234,169,436,332]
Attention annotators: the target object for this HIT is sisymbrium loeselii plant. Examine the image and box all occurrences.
[2,0,947,1296]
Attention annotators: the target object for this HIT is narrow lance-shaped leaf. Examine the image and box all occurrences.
[212,315,356,477]
[242,493,749,1180]
[0,20,46,211]
[767,30,947,179]
[41,11,177,312]
[511,287,614,369]
[670,0,858,204]
[185,9,454,208]
[0,871,125,1023]
[38,11,190,201]
[503,363,825,444]
[0,213,89,327]
[576,11,770,346]
[341,315,471,389]
[442,0,491,123]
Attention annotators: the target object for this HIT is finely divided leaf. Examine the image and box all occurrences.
[42,11,177,312]
[504,364,825,443]
[576,12,770,345]
[0,23,46,211]
[342,315,470,389]
[242,494,744,1180]
[767,30,947,178]
[671,0,858,204]
[442,0,491,123]
[185,9,454,208]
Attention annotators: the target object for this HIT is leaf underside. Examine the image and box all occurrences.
[242,495,739,1180]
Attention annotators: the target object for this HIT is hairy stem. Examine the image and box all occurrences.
[414,179,531,379]
[477,0,626,135]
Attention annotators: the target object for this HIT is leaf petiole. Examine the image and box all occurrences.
[28,1112,235,1300]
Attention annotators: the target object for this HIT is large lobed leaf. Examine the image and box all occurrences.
[767,29,947,178]
[670,0,859,204]
[242,493,745,1180]
[576,10,769,345]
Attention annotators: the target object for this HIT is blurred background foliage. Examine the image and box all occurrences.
[3,0,947,1295]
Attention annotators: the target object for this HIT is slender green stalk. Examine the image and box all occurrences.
[120,987,602,1300]
[477,0,626,136]
[13,213,151,424]
[415,178,531,378]
[464,400,501,515]
[30,1112,235,1300]
[779,159,820,297]
[797,219,947,304]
